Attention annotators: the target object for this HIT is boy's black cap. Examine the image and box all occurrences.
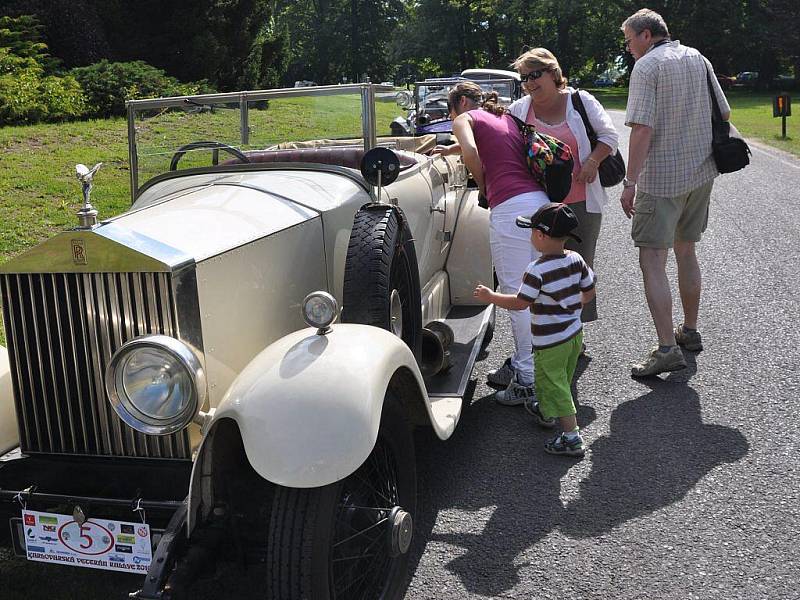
[516,202,582,242]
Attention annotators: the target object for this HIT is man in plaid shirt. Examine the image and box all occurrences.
[620,8,731,377]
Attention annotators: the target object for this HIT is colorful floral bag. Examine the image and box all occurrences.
[509,114,574,203]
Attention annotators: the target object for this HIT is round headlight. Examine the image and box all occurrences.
[302,291,338,331]
[105,335,206,435]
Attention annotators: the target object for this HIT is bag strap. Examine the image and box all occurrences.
[570,90,598,146]
[705,65,730,142]
[705,67,724,125]
[507,112,531,134]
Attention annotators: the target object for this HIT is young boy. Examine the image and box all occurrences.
[474,203,596,457]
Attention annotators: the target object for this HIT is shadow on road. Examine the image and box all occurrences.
[408,360,749,597]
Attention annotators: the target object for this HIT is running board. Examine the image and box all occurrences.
[424,303,494,399]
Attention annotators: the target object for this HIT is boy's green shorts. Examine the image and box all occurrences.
[534,331,583,420]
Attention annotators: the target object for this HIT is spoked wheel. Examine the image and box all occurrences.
[267,398,416,600]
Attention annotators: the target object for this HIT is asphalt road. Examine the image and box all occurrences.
[2,112,798,599]
[404,111,800,599]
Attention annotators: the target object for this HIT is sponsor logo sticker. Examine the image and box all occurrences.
[120,524,134,535]
[115,544,133,554]
[27,545,46,553]
[39,516,58,525]
[24,514,36,526]
[116,535,135,544]
[42,525,56,532]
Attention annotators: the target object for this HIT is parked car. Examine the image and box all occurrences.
[716,74,736,90]
[0,83,494,599]
[593,75,615,88]
[772,74,796,90]
[735,71,759,87]
[293,79,317,87]
[390,69,521,136]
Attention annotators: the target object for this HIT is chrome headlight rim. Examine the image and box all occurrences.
[105,335,206,436]
[302,291,338,331]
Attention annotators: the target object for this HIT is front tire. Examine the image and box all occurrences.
[267,397,416,600]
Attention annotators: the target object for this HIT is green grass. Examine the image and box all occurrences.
[722,90,799,155]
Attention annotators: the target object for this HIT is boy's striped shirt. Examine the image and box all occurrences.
[517,251,595,349]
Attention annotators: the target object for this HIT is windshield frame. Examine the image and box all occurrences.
[125,84,388,202]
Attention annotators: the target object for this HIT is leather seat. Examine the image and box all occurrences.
[226,147,418,169]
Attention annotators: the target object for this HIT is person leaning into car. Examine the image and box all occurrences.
[435,81,549,407]
[507,47,619,333]
[620,9,730,378]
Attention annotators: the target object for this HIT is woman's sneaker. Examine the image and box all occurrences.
[544,432,585,457]
[494,376,534,406]
[523,399,557,428]
[675,325,703,352]
[487,357,515,388]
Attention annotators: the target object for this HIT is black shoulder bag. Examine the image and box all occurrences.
[705,69,751,174]
[571,90,625,187]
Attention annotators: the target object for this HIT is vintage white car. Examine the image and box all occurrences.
[0,84,494,599]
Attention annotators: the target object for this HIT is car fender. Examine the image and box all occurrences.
[0,346,19,454]
[205,324,434,489]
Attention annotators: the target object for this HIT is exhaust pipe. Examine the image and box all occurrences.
[420,321,455,377]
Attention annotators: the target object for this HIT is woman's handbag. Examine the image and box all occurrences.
[706,70,751,174]
[571,91,625,187]
[509,114,574,202]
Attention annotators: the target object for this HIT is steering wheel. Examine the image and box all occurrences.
[169,141,250,171]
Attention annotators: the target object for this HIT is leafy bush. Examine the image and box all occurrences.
[0,65,86,124]
[71,60,212,118]
[0,15,86,125]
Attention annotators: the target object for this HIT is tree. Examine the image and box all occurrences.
[276,0,403,85]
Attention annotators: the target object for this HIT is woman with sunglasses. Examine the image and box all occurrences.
[440,81,550,406]
[508,48,619,342]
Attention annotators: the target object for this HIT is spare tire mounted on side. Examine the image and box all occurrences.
[342,206,422,359]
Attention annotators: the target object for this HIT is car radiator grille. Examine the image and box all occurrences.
[0,272,191,459]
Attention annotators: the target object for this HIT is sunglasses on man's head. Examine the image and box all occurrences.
[520,70,546,82]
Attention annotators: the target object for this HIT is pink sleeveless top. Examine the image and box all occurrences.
[468,109,543,208]
[526,106,586,204]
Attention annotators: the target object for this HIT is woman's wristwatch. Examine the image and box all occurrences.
[622,177,637,188]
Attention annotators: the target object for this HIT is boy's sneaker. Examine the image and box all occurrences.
[631,346,687,378]
[487,357,515,387]
[494,376,534,406]
[523,399,557,428]
[544,432,585,457]
[675,325,703,352]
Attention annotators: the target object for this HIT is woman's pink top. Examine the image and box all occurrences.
[468,109,543,209]
[526,105,586,204]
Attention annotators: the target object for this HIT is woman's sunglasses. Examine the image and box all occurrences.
[520,70,546,82]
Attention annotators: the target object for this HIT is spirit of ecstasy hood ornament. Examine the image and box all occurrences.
[75,162,103,228]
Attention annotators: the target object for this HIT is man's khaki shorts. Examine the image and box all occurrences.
[631,180,714,248]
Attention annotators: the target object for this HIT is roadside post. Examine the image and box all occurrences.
[773,93,791,138]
